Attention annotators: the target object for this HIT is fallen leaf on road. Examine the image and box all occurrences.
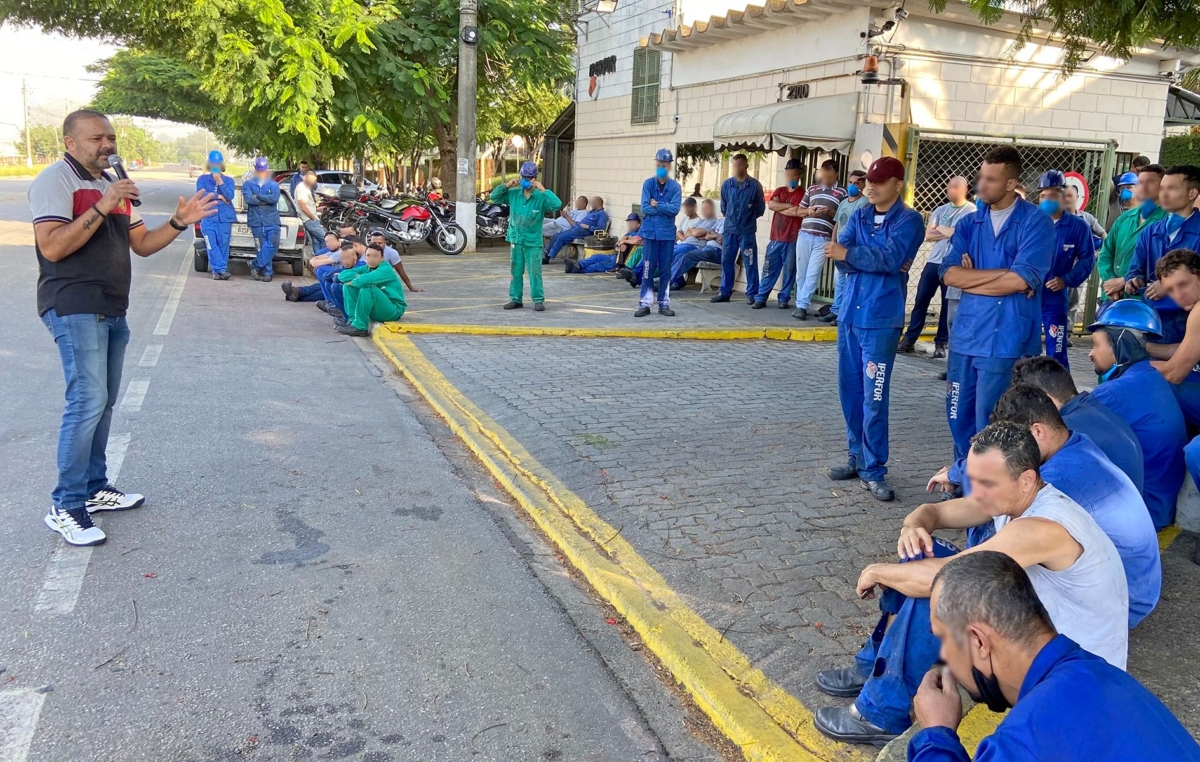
[142,573,157,579]
[606,618,617,625]
[814,622,823,629]
[600,469,607,476]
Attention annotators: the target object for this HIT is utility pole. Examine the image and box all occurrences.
[22,80,33,168]
[454,0,479,253]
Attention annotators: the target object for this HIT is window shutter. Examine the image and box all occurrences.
[630,49,661,125]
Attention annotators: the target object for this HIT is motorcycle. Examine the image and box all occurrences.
[356,196,468,256]
[476,196,509,241]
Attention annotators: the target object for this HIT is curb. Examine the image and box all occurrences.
[380,322,841,342]
[373,331,867,762]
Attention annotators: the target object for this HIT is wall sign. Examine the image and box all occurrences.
[588,55,617,78]
[784,83,810,100]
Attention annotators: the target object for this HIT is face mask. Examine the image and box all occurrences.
[1139,198,1157,218]
[1098,364,1119,383]
[655,167,668,181]
[520,178,532,191]
[975,198,987,212]
[1039,199,1061,216]
[787,180,799,190]
[848,184,862,198]
[1119,188,1134,202]
[969,663,1012,713]
[1167,212,1188,236]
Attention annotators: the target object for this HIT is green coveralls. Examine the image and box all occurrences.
[1096,205,1166,301]
[490,182,562,304]
[337,263,407,330]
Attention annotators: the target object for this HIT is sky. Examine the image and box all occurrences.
[0,24,198,157]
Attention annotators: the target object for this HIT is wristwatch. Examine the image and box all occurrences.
[168,217,187,231]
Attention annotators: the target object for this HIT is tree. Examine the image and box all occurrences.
[13,124,60,161]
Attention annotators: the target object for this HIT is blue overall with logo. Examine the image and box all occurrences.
[1041,213,1094,369]
[243,177,281,277]
[834,201,924,481]
[718,175,765,298]
[196,172,236,274]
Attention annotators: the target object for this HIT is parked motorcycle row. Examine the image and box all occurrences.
[317,185,510,256]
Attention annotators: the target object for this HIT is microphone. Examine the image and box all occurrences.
[106,154,141,207]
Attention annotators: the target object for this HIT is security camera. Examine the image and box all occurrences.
[1160,59,1182,78]
[880,19,895,32]
[895,8,908,21]
[672,114,681,123]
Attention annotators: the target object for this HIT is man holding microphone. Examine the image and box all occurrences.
[29,109,217,546]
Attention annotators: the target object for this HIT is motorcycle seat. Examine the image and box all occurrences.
[379,199,400,210]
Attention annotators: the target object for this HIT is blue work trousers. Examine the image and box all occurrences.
[296,283,323,302]
[201,221,233,274]
[946,352,1017,463]
[1173,381,1200,428]
[1041,293,1070,370]
[250,223,280,277]
[1186,435,1200,494]
[639,239,673,308]
[315,265,348,314]
[757,239,796,304]
[855,538,961,734]
[720,232,758,298]
[902,262,949,346]
[41,310,130,511]
[838,325,901,481]
[670,245,720,289]
[546,225,586,260]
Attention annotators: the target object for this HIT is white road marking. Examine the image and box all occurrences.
[0,690,47,762]
[33,434,130,616]
[119,378,151,413]
[152,253,191,336]
[138,344,163,367]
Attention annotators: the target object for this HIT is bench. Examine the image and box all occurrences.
[691,258,743,293]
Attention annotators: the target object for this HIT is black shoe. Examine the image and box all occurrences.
[333,315,349,327]
[634,306,651,318]
[336,323,369,337]
[745,296,757,305]
[534,302,545,312]
[778,300,791,310]
[937,371,947,381]
[816,667,868,698]
[898,340,915,353]
[861,479,895,502]
[281,281,300,301]
[503,301,523,310]
[710,294,730,303]
[659,306,675,317]
[933,345,947,359]
[813,706,899,746]
[1066,339,1074,348]
[316,300,331,314]
[218,271,231,280]
[262,274,272,283]
[751,300,767,309]
[828,463,858,481]
[817,311,837,323]
[792,307,808,320]
[249,266,262,281]
[328,307,346,321]
[542,255,550,265]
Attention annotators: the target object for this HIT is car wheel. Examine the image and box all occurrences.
[194,248,210,273]
[291,259,305,277]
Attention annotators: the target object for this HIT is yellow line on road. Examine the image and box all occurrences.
[373,332,866,762]
[380,322,839,342]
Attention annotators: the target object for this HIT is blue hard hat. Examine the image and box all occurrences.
[1117,171,1138,186]
[519,161,539,178]
[253,156,270,172]
[1088,299,1163,340]
[1038,170,1066,190]
[655,148,674,163]
[207,150,224,166]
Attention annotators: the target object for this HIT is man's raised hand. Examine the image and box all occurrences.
[175,191,218,226]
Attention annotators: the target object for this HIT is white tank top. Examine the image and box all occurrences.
[993,484,1129,669]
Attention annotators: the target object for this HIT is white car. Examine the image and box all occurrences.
[192,183,311,276]
[311,170,379,198]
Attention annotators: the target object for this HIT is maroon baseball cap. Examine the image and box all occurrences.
[866,156,905,183]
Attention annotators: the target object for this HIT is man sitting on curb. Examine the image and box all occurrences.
[814,422,1127,746]
[907,552,1200,762]
[281,231,343,303]
[368,230,422,293]
[544,196,608,263]
[334,243,406,336]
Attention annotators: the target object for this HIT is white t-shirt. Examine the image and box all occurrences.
[678,216,719,246]
[383,245,401,266]
[294,183,319,221]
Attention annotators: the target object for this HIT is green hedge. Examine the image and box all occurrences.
[1160,134,1200,167]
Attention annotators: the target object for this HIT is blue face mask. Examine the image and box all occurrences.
[520,178,532,191]
[1098,364,1119,383]
[1167,212,1188,236]
[655,167,668,181]
[1039,199,1061,216]
[975,198,987,212]
[1139,198,1158,218]
[787,180,799,189]
[847,184,861,198]
[1119,188,1134,203]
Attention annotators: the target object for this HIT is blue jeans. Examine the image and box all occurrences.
[303,220,327,251]
[315,265,347,313]
[250,223,280,276]
[830,269,847,316]
[902,262,949,346]
[201,221,232,274]
[41,310,130,511]
[546,225,586,260]
[297,283,323,302]
[837,325,901,481]
[757,240,796,303]
[720,231,758,298]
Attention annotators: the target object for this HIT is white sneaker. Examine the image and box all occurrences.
[45,508,107,546]
[86,486,145,513]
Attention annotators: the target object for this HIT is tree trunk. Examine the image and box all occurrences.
[432,121,457,198]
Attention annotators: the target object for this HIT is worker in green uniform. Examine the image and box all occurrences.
[1098,164,1167,302]
[334,243,407,336]
[491,161,562,311]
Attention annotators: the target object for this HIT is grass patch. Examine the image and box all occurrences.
[576,432,616,449]
[0,164,49,178]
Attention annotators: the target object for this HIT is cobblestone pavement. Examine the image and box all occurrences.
[411,336,1200,734]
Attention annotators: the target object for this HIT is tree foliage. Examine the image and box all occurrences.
[12,124,59,161]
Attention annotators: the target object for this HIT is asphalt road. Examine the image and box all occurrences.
[0,173,705,761]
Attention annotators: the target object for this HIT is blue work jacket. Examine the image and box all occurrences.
[938,198,1054,358]
[1059,391,1143,493]
[907,636,1200,762]
[243,177,281,228]
[196,173,237,225]
[834,201,925,329]
[578,208,609,234]
[1043,213,1095,307]
[1041,432,1160,627]
[719,176,765,236]
[1127,209,1200,314]
[639,178,682,241]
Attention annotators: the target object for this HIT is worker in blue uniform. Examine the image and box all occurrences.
[712,153,765,304]
[1147,247,1200,427]
[990,385,1161,627]
[908,552,1200,762]
[196,150,237,280]
[1035,170,1095,369]
[243,156,281,283]
[939,146,1054,489]
[1088,299,1187,530]
[825,157,924,503]
[1125,164,1200,343]
[636,148,681,317]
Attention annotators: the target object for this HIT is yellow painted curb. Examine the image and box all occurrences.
[1158,525,1183,552]
[373,331,866,762]
[380,321,841,342]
